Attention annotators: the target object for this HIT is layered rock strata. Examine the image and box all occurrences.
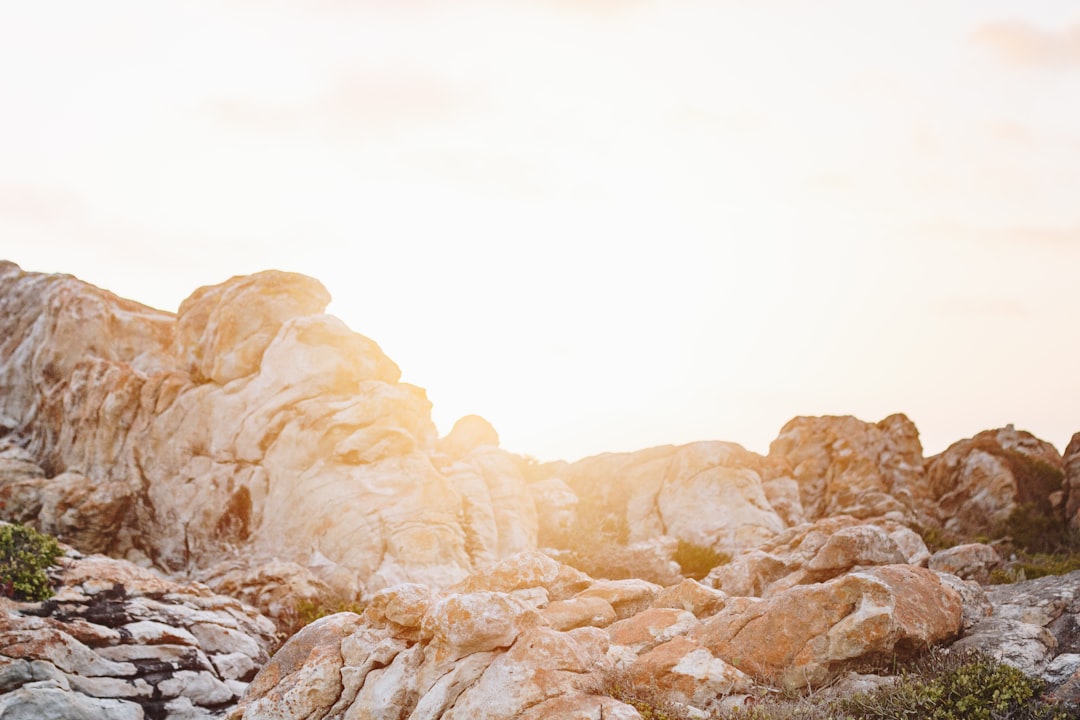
[0,548,275,719]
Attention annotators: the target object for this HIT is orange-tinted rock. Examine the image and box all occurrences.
[627,636,752,712]
[695,565,962,690]
[706,516,929,598]
[651,579,728,618]
[767,414,927,522]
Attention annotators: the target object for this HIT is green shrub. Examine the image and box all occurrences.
[834,650,1068,720]
[0,523,62,601]
[277,596,367,640]
[673,540,731,580]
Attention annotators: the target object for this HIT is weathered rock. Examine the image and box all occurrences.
[767,414,927,522]
[0,550,275,719]
[0,263,510,602]
[562,442,785,556]
[694,565,963,690]
[925,425,1065,538]
[952,568,1080,679]
[626,636,752,713]
[705,516,930,598]
[607,608,700,654]
[928,543,1002,584]
[651,579,728,618]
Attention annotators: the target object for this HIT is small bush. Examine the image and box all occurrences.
[277,596,367,639]
[0,523,62,601]
[835,650,1068,720]
[673,540,730,581]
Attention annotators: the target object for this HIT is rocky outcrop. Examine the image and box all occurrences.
[767,414,928,523]
[560,442,785,556]
[230,551,965,717]
[925,425,1065,538]
[693,565,962,691]
[0,263,532,607]
[704,516,930,598]
[952,569,1080,684]
[0,549,275,719]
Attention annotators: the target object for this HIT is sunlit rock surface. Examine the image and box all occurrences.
[0,263,482,611]
[230,552,964,718]
[0,547,275,719]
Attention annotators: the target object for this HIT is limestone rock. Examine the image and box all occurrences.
[626,636,752,713]
[925,425,1065,538]
[694,565,962,690]
[952,568,1080,679]
[767,414,927,523]
[562,442,784,557]
[651,579,728,618]
[0,550,274,719]
[928,543,1002,584]
[0,263,484,601]
[705,516,930,598]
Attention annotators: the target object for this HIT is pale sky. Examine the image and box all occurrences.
[2,1,1079,461]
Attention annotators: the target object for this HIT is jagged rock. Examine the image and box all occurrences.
[0,550,275,719]
[767,414,927,522]
[925,425,1065,538]
[952,569,1080,679]
[705,516,930,598]
[928,543,1002,584]
[694,565,963,691]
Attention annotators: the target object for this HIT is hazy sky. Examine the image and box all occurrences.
[2,1,1079,461]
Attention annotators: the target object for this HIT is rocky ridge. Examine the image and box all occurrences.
[0,262,1078,718]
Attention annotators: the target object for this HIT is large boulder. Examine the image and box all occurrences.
[925,425,1065,539]
[694,565,963,691]
[767,414,928,523]
[0,549,276,720]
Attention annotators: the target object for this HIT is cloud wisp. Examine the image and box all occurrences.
[973,19,1080,68]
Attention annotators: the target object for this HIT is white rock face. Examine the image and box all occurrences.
[562,441,785,555]
[0,263,534,606]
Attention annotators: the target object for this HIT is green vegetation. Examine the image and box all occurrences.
[277,596,367,640]
[0,523,62,601]
[603,650,1071,720]
[673,539,731,581]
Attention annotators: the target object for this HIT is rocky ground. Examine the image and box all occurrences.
[0,261,1079,718]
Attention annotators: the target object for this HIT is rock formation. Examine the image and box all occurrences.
[0,543,275,718]
[1,262,1078,717]
[925,425,1066,538]
[0,263,536,615]
[229,551,964,718]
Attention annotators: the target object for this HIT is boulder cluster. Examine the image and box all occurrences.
[0,261,1078,718]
